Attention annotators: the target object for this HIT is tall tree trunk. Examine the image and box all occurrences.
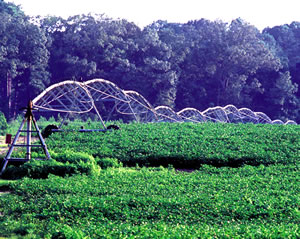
[7,71,12,119]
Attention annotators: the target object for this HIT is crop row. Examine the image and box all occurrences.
[46,122,299,168]
[0,122,299,238]
[0,165,299,238]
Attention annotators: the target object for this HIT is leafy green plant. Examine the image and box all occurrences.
[46,122,300,168]
[0,165,298,238]
[0,158,100,180]
[95,157,122,169]
[1,121,298,237]
[51,150,95,164]
[0,111,8,134]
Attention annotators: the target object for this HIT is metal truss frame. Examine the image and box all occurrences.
[32,78,297,126]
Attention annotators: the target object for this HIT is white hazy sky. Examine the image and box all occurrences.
[6,0,300,30]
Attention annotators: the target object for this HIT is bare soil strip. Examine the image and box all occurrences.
[0,135,39,155]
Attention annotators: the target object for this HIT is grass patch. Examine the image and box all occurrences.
[0,179,14,187]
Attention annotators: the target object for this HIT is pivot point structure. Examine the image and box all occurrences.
[0,101,51,175]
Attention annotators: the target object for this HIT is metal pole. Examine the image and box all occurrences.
[26,101,32,160]
[92,101,107,130]
[0,117,26,175]
[4,118,26,161]
[1,100,52,175]
[32,115,51,159]
[106,102,117,122]
[81,82,107,130]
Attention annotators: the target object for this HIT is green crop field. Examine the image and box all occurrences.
[0,122,299,238]
[48,122,299,167]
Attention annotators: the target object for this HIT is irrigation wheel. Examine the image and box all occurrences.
[107,125,120,130]
[42,124,59,138]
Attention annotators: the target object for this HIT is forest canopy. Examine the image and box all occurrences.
[0,1,299,122]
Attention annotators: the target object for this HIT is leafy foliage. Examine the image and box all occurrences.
[0,111,7,134]
[0,3,50,118]
[95,157,122,169]
[0,165,299,238]
[47,122,300,168]
[0,121,298,237]
[0,150,101,180]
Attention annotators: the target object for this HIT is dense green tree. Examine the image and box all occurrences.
[264,22,300,98]
[176,19,227,110]
[39,14,299,121]
[146,21,192,107]
[0,1,299,122]
[0,1,50,119]
[132,21,181,107]
[40,15,97,82]
[264,22,300,69]
[41,14,142,85]
[0,110,8,133]
[176,19,283,112]
[261,22,300,121]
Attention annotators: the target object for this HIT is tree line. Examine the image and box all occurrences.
[0,1,299,122]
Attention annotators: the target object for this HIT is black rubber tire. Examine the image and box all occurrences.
[42,124,59,138]
[107,124,120,130]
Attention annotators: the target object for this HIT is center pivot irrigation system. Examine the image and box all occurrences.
[0,78,297,174]
[32,78,297,128]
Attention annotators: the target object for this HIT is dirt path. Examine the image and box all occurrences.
[0,136,8,155]
[0,191,10,195]
[0,135,39,156]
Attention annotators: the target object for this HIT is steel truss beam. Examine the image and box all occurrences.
[32,78,297,125]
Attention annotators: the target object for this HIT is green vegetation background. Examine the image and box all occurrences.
[0,121,299,238]
[1,1,300,123]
